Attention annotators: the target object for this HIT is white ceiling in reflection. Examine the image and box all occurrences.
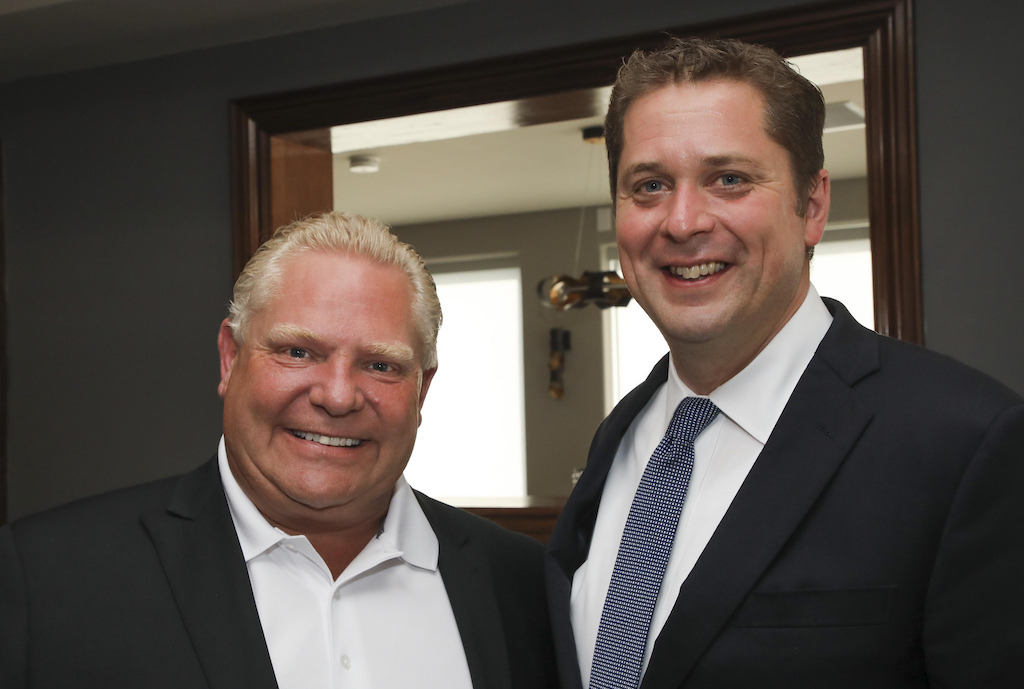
[331,47,866,227]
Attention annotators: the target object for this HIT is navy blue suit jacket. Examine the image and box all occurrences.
[547,299,1024,688]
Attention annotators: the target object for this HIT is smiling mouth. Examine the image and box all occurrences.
[291,430,363,447]
[667,262,727,281]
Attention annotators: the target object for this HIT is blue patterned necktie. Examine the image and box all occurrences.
[589,396,720,689]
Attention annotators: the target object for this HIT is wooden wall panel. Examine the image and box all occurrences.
[269,136,333,233]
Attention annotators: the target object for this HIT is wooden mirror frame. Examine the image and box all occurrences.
[230,0,920,344]
[1,138,7,523]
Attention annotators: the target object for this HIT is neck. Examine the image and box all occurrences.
[671,281,810,395]
[260,500,390,581]
[306,527,381,580]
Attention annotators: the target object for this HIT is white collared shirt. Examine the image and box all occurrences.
[571,287,833,685]
[218,442,473,689]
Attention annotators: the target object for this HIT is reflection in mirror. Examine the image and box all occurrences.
[281,47,870,503]
[323,88,617,503]
[404,263,528,501]
[237,8,922,517]
[232,1,918,540]
[330,87,612,226]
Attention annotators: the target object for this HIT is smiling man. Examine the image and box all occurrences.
[1,212,558,689]
[546,37,1024,689]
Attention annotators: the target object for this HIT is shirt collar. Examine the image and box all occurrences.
[219,438,286,561]
[218,438,438,571]
[376,475,439,571]
[666,285,833,445]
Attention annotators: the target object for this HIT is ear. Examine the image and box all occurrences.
[803,169,831,249]
[217,319,239,399]
[417,367,437,422]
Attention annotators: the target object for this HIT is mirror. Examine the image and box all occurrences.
[230,0,918,514]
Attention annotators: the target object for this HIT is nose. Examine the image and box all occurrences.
[661,184,715,241]
[308,359,365,416]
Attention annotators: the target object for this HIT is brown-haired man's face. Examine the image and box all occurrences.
[614,79,829,383]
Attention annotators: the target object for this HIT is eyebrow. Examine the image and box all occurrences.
[263,323,326,347]
[261,323,418,365]
[619,154,767,182]
[366,342,417,365]
[618,161,663,182]
[701,154,766,173]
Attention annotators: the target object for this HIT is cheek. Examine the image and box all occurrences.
[731,203,798,252]
[380,385,427,423]
[616,220,649,268]
[240,368,307,419]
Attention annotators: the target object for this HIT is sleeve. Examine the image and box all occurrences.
[0,524,29,688]
[923,403,1024,686]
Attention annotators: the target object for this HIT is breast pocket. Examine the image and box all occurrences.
[731,585,897,628]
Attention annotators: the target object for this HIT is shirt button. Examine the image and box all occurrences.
[333,590,342,600]
[340,655,352,670]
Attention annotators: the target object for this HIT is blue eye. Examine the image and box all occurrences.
[643,180,664,193]
[721,174,743,186]
[288,347,309,359]
[370,362,393,372]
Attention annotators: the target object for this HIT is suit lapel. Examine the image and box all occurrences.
[548,355,671,580]
[641,300,880,688]
[418,493,512,689]
[142,458,279,689]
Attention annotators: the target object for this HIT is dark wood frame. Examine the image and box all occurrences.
[230,0,921,344]
[1,139,7,525]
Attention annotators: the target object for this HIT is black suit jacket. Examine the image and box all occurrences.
[547,299,1024,688]
[1,457,558,688]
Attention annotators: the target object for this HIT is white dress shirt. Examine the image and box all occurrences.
[571,287,833,686]
[218,442,473,689]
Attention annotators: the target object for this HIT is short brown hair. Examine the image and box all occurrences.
[605,36,825,215]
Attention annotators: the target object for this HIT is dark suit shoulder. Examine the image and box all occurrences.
[2,461,220,602]
[1,459,235,688]
[875,333,1021,405]
[849,333,1024,445]
[6,458,218,546]
[818,302,1022,428]
[10,473,179,532]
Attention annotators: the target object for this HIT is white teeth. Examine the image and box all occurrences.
[670,262,725,280]
[291,430,361,447]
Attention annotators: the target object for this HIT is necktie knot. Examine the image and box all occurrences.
[667,396,720,445]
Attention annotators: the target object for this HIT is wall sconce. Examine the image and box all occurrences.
[538,270,632,311]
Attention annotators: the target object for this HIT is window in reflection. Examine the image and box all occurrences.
[602,256,666,413]
[810,227,874,329]
[405,266,527,499]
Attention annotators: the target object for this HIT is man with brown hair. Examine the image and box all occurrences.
[547,37,1024,688]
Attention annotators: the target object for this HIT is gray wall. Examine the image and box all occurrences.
[3,0,1022,519]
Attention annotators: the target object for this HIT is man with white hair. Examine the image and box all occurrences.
[2,211,558,689]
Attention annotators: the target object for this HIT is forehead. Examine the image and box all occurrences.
[275,249,408,291]
[259,251,416,329]
[622,79,768,146]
